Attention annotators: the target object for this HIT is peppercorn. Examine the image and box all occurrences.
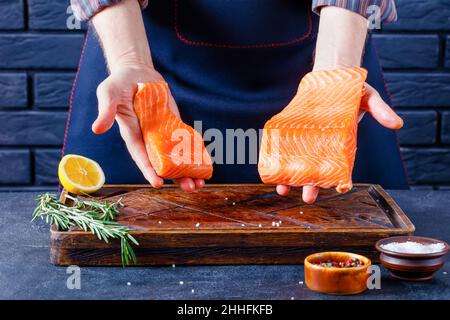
[314,258,364,268]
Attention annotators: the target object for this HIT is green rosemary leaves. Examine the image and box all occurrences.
[32,193,138,266]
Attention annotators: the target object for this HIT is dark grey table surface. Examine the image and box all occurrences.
[1,190,449,300]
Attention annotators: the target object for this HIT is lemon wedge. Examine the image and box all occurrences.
[58,154,105,195]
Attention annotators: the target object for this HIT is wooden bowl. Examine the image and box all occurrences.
[376,236,449,281]
[304,252,371,295]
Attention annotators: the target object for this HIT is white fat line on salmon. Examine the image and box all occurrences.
[168,120,286,166]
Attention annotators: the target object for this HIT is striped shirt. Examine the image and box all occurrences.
[70,0,148,21]
[312,0,397,23]
[71,0,396,23]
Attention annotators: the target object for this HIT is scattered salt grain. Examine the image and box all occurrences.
[195,223,200,228]
[191,289,195,293]
[381,241,446,254]
[300,211,304,214]
[172,264,176,268]
[279,220,282,224]
[225,197,228,200]
[290,297,294,300]
[443,271,448,275]
[127,282,131,286]
[232,202,236,206]
[241,224,245,227]
[258,224,262,227]
[298,281,304,285]
[179,281,184,285]
[158,221,162,224]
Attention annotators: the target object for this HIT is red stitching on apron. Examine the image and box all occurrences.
[372,41,411,188]
[59,26,91,191]
[173,0,313,49]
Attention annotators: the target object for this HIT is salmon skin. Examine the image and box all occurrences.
[258,67,368,193]
[134,82,213,179]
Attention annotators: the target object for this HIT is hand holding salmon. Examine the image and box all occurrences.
[258,67,368,193]
[133,68,379,195]
[133,82,213,180]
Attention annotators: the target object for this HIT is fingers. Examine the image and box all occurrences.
[302,186,319,204]
[361,83,403,130]
[92,78,118,134]
[277,184,319,204]
[172,178,205,192]
[194,179,205,190]
[173,178,196,192]
[116,116,164,188]
[276,185,291,196]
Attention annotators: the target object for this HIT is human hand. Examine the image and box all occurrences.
[276,82,403,203]
[92,64,205,192]
[274,6,403,203]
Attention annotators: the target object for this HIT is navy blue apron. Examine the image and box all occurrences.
[63,0,409,189]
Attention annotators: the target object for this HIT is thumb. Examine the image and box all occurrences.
[360,83,403,130]
[92,78,118,134]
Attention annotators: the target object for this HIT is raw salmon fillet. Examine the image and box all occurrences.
[134,82,213,179]
[258,67,367,193]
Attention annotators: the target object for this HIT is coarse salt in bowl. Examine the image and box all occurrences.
[376,236,449,281]
[380,241,446,254]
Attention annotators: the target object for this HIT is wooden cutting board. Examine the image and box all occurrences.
[51,184,414,266]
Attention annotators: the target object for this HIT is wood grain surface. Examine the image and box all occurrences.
[51,184,415,266]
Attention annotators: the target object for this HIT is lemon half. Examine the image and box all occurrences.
[58,154,105,195]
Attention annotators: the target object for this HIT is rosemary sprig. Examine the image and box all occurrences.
[32,193,139,266]
[69,194,123,222]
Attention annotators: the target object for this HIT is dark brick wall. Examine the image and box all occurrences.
[0,0,449,190]
[374,0,450,189]
[0,0,83,190]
